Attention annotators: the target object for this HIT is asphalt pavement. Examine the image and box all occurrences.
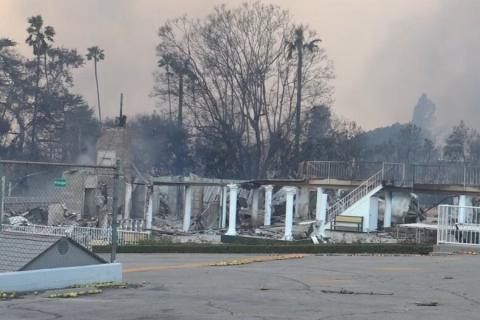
[1,253,480,319]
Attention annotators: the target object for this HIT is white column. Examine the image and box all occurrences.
[315,187,324,221]
[146,189,153,230]
[384,191,392,228]
[264,185,273,226]
[226,184,239,236]
[296,187,310,218]
[315,187,328,237]
[221,186,228,228]
[124,182,132,219]
[182,186,192,232]
[458,195,468,223]
[251,189,259,227]
[283,187,296,241]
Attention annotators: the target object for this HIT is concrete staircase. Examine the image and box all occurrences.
[327,169,384,232]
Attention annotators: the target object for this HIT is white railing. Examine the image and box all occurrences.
[437,205,480,246]
[412,164,480,187]
[1,224,150,249]
[119,219,145,231]
[299,161,381,181]
[300,160,480,187]
[327,169,384,221]
[299,161,405,185]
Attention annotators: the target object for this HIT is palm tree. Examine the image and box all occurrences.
[158,55,174,120]
[25,15,55,152]
[86,46,105,123]
[286,26,321,161]
[158,53,196,128]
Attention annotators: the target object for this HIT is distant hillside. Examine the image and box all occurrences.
[361,122,407,147]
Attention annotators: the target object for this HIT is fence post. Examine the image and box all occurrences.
[327,162,331,183]
[0,174,4,232]
[111,159,120,263]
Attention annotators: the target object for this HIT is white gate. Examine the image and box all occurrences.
[437,205,480,246]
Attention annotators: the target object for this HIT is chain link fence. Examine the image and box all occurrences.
[0,160,149,259]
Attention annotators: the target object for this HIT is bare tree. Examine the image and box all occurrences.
[154,2,334,178]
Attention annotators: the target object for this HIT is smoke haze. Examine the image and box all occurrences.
[1,0,478,130]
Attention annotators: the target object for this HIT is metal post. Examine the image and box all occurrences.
[111,159,120,263]
[0,176,4,232]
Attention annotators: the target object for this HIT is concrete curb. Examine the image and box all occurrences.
[0,263,122,292]
[433,244,480,254]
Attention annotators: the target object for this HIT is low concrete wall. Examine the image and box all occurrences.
[0,263,122,292]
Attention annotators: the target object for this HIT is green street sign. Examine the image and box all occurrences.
[54,178,67,188]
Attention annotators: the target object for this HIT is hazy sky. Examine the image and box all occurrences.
[1,0,479,130]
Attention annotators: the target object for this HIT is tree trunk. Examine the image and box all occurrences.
[44,54,49,93]
[94,60,102,123]
[294,44,303,164]
[166,65,172,120]
[31,54,41,155]
[15,113,25,154]
[177,74,185,175]
[253,122,262,178]
[178,74,184,128]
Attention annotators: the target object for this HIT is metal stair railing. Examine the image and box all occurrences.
[327,169,384,222]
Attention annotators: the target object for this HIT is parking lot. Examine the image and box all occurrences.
[1,253,480,319]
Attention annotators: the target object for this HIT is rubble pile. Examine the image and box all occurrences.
[2,203,102,228]
[152,214,183,234]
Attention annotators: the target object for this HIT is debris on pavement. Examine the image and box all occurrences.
[321,289,394,296]
[208,254,305,267]
[414,301,439,307]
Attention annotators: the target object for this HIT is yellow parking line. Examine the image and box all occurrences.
[124,254,305,274]
[124,262,212,273]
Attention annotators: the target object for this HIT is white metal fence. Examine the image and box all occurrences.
[437,205,480,246]
[300,161,480,188]
[1,224,150,249]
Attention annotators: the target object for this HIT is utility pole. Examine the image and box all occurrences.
[111,159,120,263]
[117,93,126,127]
